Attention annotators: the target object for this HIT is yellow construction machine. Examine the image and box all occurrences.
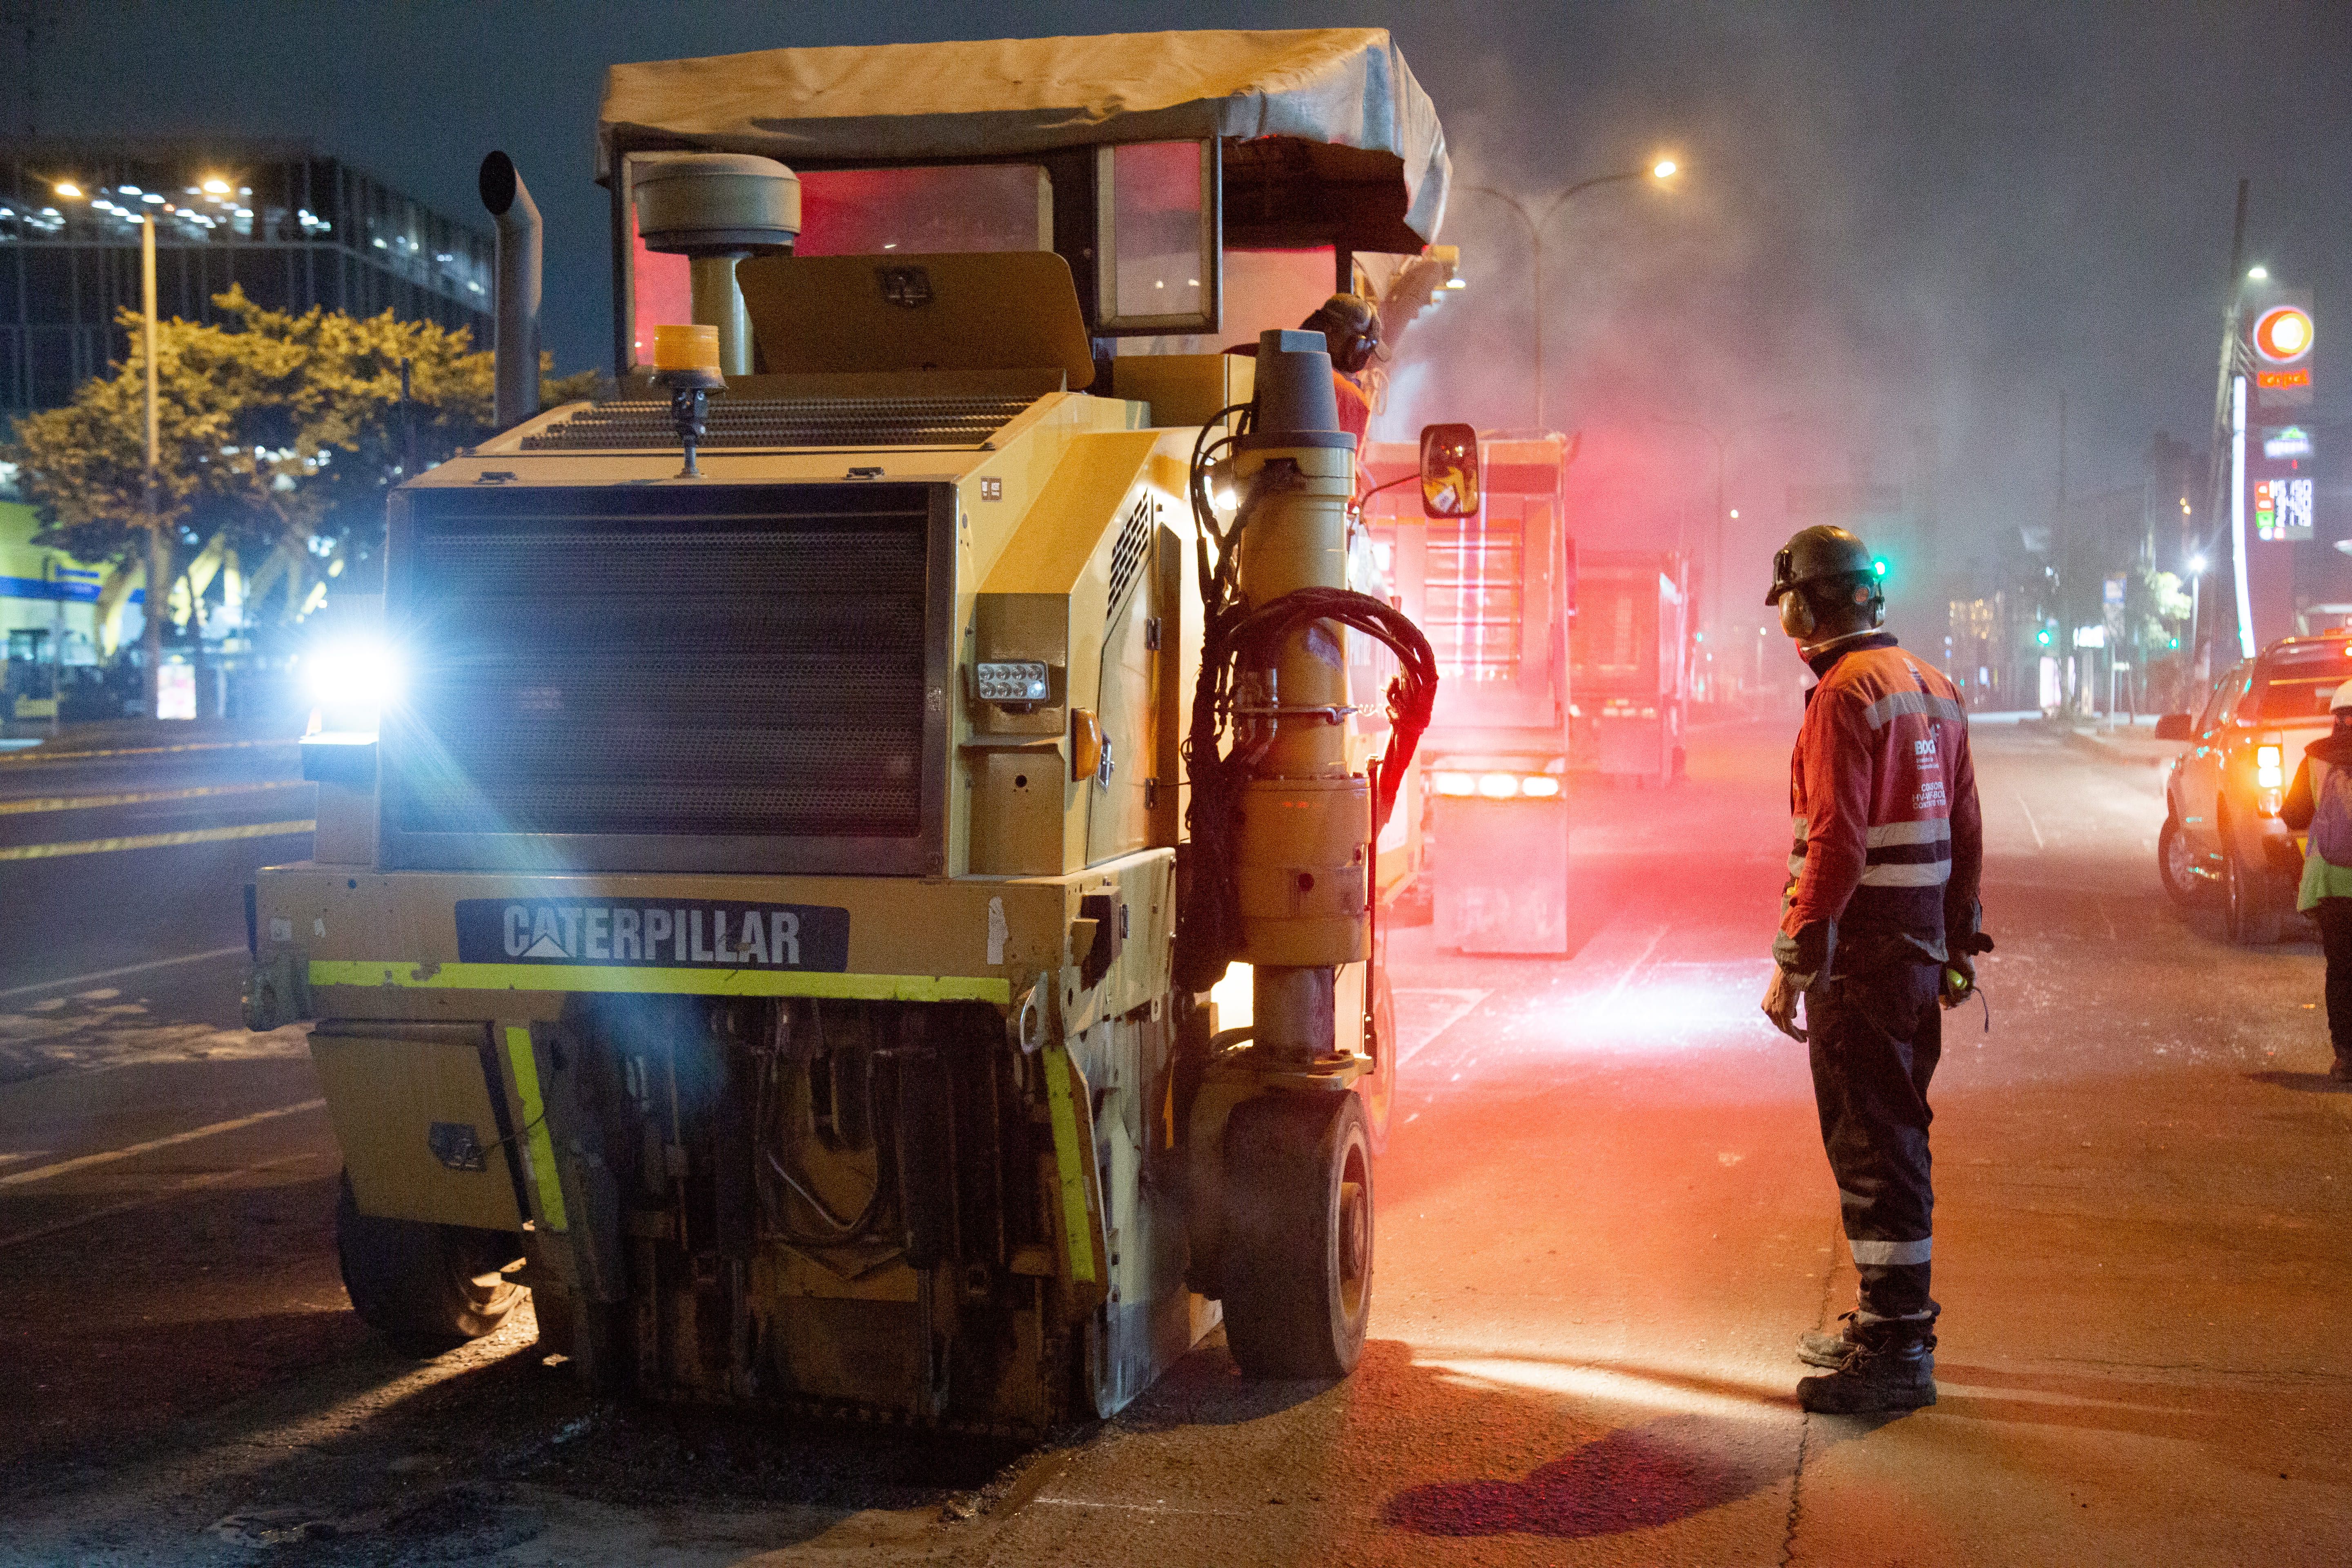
[246,27,1470,1429]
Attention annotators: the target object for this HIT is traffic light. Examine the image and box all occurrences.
[2036,627,2053,647]
[1871,557,1889,579]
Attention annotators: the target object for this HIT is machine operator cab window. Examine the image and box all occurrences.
[619,140,1226,381]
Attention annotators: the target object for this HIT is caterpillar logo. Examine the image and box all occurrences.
[454,898,850,971]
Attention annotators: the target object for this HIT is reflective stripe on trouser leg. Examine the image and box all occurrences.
[1849,1236,1931,1267]
[1807,959,1942,1325]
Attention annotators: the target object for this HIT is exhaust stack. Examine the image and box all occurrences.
[478,151,541,430]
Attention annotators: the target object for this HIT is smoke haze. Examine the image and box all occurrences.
[14,1,2348,630]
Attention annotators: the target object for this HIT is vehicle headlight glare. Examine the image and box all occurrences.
[304,638,401,707]
[1477,772,1517,799]
[1433,771,1477,797]
[1519,775,1562,798]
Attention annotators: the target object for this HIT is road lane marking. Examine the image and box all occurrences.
[0,945,251,1000]
[1393,988,1491,1068]
[0,781,309,816]
[0,1099,325,1188]
[1029,1497,1250,1519]
[0,1149,323,1251]
[1597,924,1671,1013]
[2013,787,2047,849]
[0,737,298,766]
[0,818,314,861]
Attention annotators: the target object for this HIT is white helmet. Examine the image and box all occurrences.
[2331,682,2352,713]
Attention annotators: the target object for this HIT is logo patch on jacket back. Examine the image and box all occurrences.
[454,899,850,971]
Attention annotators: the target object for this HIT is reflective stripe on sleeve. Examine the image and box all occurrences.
[1864,819,1951,847]
[1858,862,1951,887]
[1864,690,1968,729]
[1850,1236,1932,1266]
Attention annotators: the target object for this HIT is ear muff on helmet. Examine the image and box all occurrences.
[1303,294,1380,375]
[1779,590,1817,639]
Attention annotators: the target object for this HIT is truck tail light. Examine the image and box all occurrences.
[2257,744,2283,788]
[1432,766,1568,800]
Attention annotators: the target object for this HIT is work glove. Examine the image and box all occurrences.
[1940,932,1994,1009]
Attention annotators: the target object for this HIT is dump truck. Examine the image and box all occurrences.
[1363,432,1576,953]
[1570,549,1690,786]
[244,28,1463,1430]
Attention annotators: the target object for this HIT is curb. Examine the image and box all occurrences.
[2059,726,2180,769]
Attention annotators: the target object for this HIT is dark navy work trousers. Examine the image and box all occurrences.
[1807,959,1942,1326]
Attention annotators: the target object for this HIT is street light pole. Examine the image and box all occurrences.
[140,212,165,721]
[1460,161,1679,431]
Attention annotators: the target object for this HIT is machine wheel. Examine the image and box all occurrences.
[2223,844,2284,946]
[1219,1094,1373,1381]
[2158,815,2207,907]
[335,1171,523,1350]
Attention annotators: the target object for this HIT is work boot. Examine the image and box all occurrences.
[1797,1311,1860,1369]
[1796,1325,1937,1414]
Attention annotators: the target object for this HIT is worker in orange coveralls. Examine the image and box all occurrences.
[1759,524,1988,1414]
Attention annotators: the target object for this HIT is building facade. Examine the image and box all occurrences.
[0,138,491,419]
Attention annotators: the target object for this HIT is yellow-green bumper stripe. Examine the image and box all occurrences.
[502,1024,568,1233]
[308,961,1009,1004]
[1042,1045,1097,1285]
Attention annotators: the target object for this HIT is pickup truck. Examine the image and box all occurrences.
[2157,633,2351,942]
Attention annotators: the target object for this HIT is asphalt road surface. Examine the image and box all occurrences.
[3,720,2348,1566]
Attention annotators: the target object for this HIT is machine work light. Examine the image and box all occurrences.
[304,637,403,709]
[975,661,1050,704]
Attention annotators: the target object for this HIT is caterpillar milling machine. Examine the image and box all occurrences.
[245,27,1474,1430]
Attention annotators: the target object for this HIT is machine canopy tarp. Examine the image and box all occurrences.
[599,27,1450,245]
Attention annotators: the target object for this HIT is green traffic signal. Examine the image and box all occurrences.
[2036,628,2053,646]
[1872,558,1889,578]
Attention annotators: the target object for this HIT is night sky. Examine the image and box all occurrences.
[13,1,2350,620]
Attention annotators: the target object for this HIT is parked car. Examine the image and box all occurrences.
[2157,633,2352,941]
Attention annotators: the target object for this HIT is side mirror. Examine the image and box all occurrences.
[2153,713,2192,741]
[1419,423,1481,518]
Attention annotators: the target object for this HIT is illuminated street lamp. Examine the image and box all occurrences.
[1461,157,1682,429]
[49,175,170,715]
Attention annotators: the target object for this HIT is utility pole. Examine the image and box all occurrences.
[140,213,166,721]
[2056,388,2069,711]
[2199,179,2250,676]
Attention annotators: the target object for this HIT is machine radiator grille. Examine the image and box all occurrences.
[383,483,945,872]
[520,394,1035,451]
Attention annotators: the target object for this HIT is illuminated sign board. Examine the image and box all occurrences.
[2247,290,2315,411]
[2253,304,2312,362]
[2263,425,2314,460]
[2254,475,2315,542]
